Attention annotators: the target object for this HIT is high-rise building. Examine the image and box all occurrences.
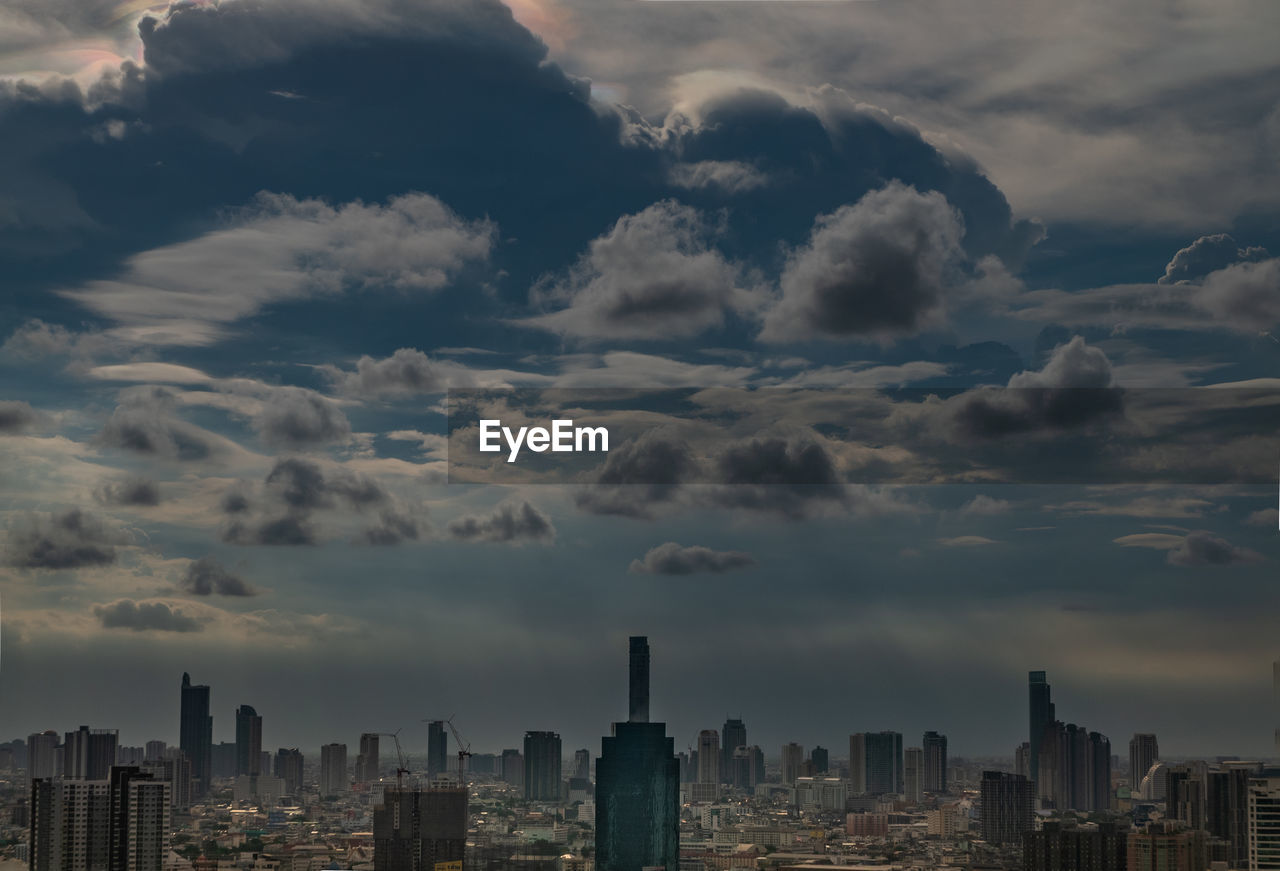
[1022,819,1128,871]
[141,755,191,810]
[179,673,212,797]
[697,731,720,785]
[629,636,650,724]
[1207,762,1255,865]
[501,749,524,788]
[596,635,679,871]
[849,734,867,795]
[357,733,381,785]
[426,722,448,779]
[1029,670,1054,790]
[235,705,262,777]
[274,748,304,796]
[143,741,166,762]
[1129,734,1159,792]
[320,744,348,796]
[64,727,118,781]
[781,743,804,786]
[1016,742,1032,780]
[864,732,903,796]
[373,786,467,871]
[904,748,924,803]
[721,719,745,784]
[980,771,1033,844]
[524,731,562,801]
[1127,822,1209,871]
[573,748,591,781]
[1248,774,1280,871]
[1038,721,1111,812]
[28,731,60,783]
[731,746,763,790]
[811,746,829,775]
[30,767,169,871]
[923,731,948,793]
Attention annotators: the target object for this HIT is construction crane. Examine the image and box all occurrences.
[423,715,472,785]
[377,730,411,791]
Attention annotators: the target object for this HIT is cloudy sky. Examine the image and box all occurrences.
[1,0,1278,763]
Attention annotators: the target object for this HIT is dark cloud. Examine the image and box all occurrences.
[264,458,387,510]
[703,434,848,518]
[328,348,449,396]
[629,542,756,575]
[1166,531,1264,567]
[255,388,351,449]
[0,400,38,433]
[524,200,751,340]
[4,508,128,569]
[223,514,318,547]
[94,475,161,506]
[97,389,216,461]
[221,486,251,514]
[1158,234,1269,284]
[181,555,257,596]
[224,459,393,546]
[760,183,966,341]
[573,433,696,518]
[355,510,424,546]
[94,600,202,632]
[448,501,555,544]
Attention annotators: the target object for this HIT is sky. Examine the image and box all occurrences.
[0,0,1279,764]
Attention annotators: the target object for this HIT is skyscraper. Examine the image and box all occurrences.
[179,673,212,797]
[1029,670,1054,789]
[63,726,118,781]
[27,731,60,783]
[629,636,650,723]
[320,743,348,796]
[721,718,746,784]
[1129,734,1159,792]
[849,733,867,795]
[979,770,1033,844]
[811,746,829,775]
[274,748,304,796]
[904,747,924,803]
[235,705,262,777]
[30,767,170,871]
[596,636,679,871]
[1038,722,1111,812]
[697,731,721,785]
[1248,774,1280,871]
[923,731,948,793]
[426,721,448,779]
[573,748,591,781]
[373,786,467,871]
[357,733,381,785]
[864,732,903,796]
[781,743,804,786]
[523,731,562,801]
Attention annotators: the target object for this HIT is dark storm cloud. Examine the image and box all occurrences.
[0,400,38,433]
[180,555,257,596]
[1158,234,1270,285]
[702,434,849,518]
[1166,531,1264,567]
[4,508,129,569]
[94,475,161,506]
[94,600,202,633]
[524,200,752,340]
[254,388,351,449]
[221,486,251,514]
[355,510,423,546]
[264,458,388,509]
[760,183,966,341]
[448,500,555,544]
[573,433,696,518]
[629,542,756,575]
[97,387,216,461]
[223,513,317,547]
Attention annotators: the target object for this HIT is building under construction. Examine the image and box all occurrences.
[373,785,468,871]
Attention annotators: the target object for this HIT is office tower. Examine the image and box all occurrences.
[721,719,746,784]
[1206,763,1254,865]
[980,771,1033,844]
[274,748,304,796]
[697,731,721,784]
[923,731,948,793]
[28,731,59,782]
[524,731,562,801]
[629,635,650,723]
[1128,822,1210,871]
[811,746,829,775]
[357,733,381,785]
[320,743,348,796]
[63,726,119,781]
[373,786,467,871]
[501,749,524,788]
[426,721,448,779]
[1129,734,1159,792]
[1029,670,1054,789]
[1089,731,1112,811]
[1022,819,1129,871]
[235,705,262,777]
[596,635,679,871]
[781,743,804,786]
[904,748,924,803]
[865,732,903,795]
[849,734,867,794]
[574,748,591,781]
[179,672,212,796]
[1248,774,1280,871]
[730,746,760,790]
[1038,722,1111,812]
[1016,742,1031,780]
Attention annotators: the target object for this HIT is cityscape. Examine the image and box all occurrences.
[1,638,1279,870]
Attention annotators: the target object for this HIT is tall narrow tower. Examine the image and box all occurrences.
[1028,671,1054,788]
[629,636,650,723]
[179,673,212,797]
